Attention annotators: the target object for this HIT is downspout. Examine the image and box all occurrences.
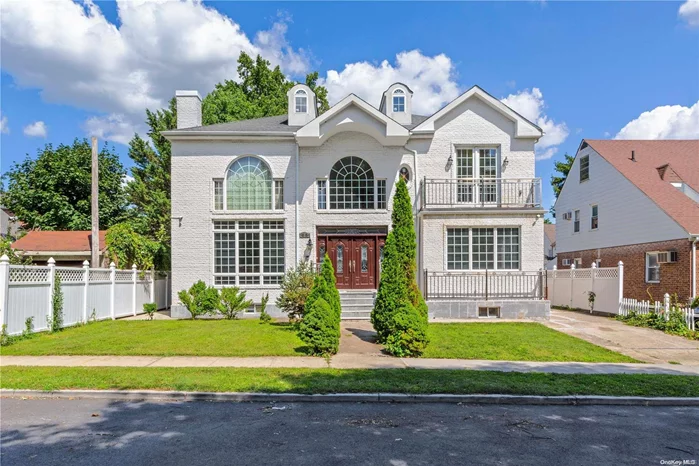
[295,143,300,265]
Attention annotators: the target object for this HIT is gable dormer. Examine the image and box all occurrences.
[379,83,412,125]
[287,84,317,126]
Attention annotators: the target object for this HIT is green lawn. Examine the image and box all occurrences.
[2,366,697,397]
[423,322,638,363]
[1,320,306,357]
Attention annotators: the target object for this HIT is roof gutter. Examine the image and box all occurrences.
[162,131,296,141]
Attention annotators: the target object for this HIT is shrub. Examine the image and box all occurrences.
[178,280,221,319]
[319,254,342,320]
[383,301,429,357]
[143,303,157,320]
[23,317,34,337]
[48,274,64,332]
[371,235,405,342]
[259,293,272,324]
[0,324,9,346]
[298,298,340,355]
[220,286,253,320]
[275,261,316,321]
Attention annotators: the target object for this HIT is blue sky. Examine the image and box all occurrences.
[1,0,698,216]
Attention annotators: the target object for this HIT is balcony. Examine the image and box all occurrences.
[419,178,542,211]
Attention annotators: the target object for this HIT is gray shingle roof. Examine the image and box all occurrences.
[170,113,430,133]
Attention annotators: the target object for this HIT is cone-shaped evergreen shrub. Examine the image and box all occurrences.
[371,234,405,342]
[319,253,341,320]
[384,300,429,357]
[298,298,340,355]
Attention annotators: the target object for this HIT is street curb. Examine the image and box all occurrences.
[2,389,699,406]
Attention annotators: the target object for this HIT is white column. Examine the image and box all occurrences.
[132,264,138,316]
[590,262,597,311]
[664,293,670,321]
[0,255,10,331]
[149,269,155,304]
[47,257,56,328]
[83,260,90,323]
[109,262,116,320]
[550,265,556,305]
[569,262,576,309]
[617,261,624,314]
[165,272,169,309]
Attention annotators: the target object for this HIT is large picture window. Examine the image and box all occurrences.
[226,157,273,210]
[213,220,285,286]
[329,156,375,210]
[446,228,520,271]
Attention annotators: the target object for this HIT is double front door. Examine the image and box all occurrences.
[318,236,384,289]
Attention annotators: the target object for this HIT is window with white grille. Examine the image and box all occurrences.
[646,252,660,283]
[591,204,598,230]
[574,210,580,233]
[213,220,284,286]
[329,157,375,210]
[446,228,520,270]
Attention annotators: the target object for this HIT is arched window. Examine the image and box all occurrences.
[329,156,375,209]
[226,157,272,210]
[295,89,308,113]
[392,89,405,112]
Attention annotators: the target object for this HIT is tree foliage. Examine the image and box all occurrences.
[220,286,253,320]
[384,301,429,357]
[551,153,575,199]
[298,298,340,356]
[105,223,160,270]
[0,235,30,265]
[305,254,341,324]
[2,139,127,231]
[276,261,317,321]
[49,274,64,332]
[177,280,221,319]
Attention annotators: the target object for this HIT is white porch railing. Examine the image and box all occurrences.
[0,255,170,336]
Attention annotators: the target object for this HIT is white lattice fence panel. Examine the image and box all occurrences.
[89,269,111,282]
[595,267,618,279]
[115,270,133,282]
[56,267,85,283]
[9,266,50,284]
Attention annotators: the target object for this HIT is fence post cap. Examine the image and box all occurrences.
[571,263,576,269]
[109,262,116,269]
[664,293,670,298]
[553,265,557,270]
[132,264,137,270]
[591,262,597,268]
[618,261,624,266]
[47,257,56,265]
[0,254,9,264]
[83,260,90,267]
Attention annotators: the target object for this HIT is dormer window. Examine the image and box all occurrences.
[295,89,308,113]
[392,89,405,112]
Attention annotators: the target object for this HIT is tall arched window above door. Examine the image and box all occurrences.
[226,156,272,210]
[329,156,375,209]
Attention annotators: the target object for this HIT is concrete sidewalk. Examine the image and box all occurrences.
[3,354,699,376]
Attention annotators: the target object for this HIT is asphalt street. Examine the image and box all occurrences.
[1,397,697,466]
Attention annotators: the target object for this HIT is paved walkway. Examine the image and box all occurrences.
[2,354,699,376]
[544,309,699,365]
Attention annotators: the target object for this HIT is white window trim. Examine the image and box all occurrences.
[392,89,406,112]
[294,89,308,114]
[562,258,572,266]
[211,220,285,288]
[444,226,521,272]
[452,145,501,179]
[590,204,598,231]
[315,177,388,212]
[218,156,283,212]
[645,252,661,284]
[573,209,581,234]
[213,178,224,211]
[478,307,501,319]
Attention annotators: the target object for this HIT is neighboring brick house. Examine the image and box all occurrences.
[163,84,548,319]
[555,139,699,302]
[12,230,108,267]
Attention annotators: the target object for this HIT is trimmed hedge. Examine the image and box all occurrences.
[384,301,429,357]
[298,298,340,355]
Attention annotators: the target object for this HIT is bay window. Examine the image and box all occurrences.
[447,227,520,270]
[213,220,285,286]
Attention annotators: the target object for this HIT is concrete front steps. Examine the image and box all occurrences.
[340,290,376,320]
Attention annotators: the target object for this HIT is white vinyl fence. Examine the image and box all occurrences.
[0,255,170,336]
[619,295,695,331]
[547,262,623,314]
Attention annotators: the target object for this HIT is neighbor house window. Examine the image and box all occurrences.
[646,252,660,283]
[591,204,598,230]
[446,228,520,270]
[226,157,273,210]
[213,220,284,286]
[580,155,590,182]
[393,89,405,112]
[574,210,580,233]
[574,258,583,268]
[329,156,375,209]
[562,258,572,266]
[295,89,308,113]
[213,179,224,210]
[274,180,284,210]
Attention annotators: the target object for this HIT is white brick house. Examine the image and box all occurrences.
[164,83,549,319]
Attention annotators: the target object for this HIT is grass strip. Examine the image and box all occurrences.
[2,366,697,397]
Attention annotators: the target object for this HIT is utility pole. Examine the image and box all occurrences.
[91,137,99,267]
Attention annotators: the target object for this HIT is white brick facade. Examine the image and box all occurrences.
[168,86,545,312]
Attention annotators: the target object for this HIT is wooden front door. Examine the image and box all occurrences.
[319,236,380,289]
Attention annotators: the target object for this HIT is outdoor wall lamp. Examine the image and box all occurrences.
[503,156,509,169]
[307,238,313,248]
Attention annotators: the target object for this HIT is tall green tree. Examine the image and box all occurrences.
[2,139,127,231]
[549,153,575,218]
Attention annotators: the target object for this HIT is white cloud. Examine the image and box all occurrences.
[0,112,8,134]
[319,50,461,115]
[501,88,569,161]
[23,121,48,138]
[615,101,699,139]
[679,0,699,27]
[0,0,309,144]
[83,114,141,146]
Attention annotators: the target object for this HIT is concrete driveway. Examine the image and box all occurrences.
[546,310,699,365]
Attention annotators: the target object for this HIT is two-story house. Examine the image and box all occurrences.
[164,84,549,320]
[555,139,699,302]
